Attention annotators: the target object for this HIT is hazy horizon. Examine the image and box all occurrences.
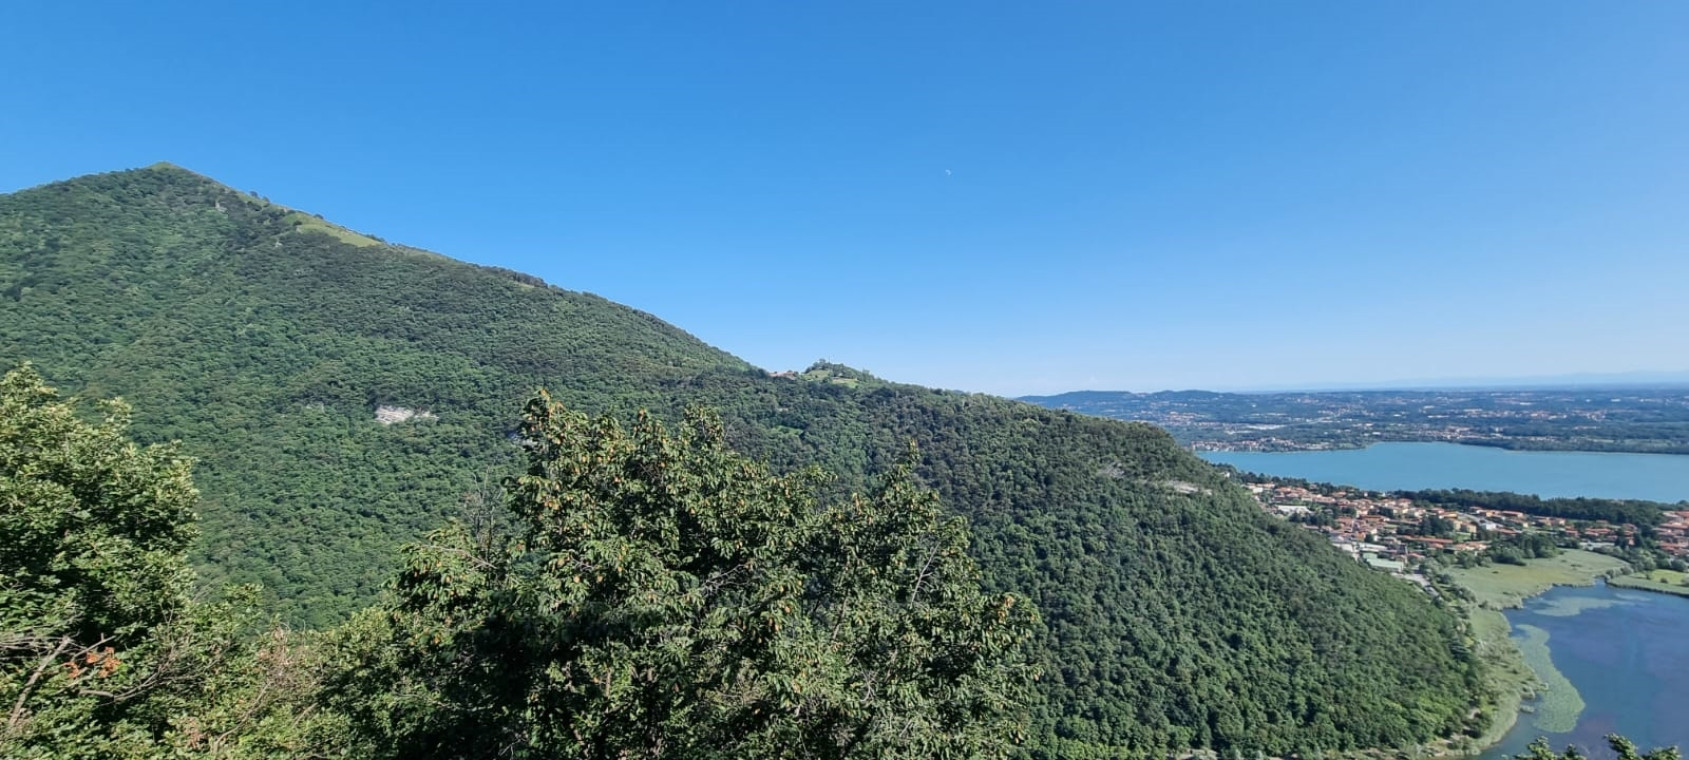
[1018,369,1689,398]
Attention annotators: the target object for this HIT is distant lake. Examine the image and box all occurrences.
[1479,583,1689,759]
[1200,443,1689,502]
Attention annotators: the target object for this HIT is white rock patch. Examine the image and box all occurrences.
[375,405,437,425]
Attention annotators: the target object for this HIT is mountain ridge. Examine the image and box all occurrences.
[0,165,1486,756]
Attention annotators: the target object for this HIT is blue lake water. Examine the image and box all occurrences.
[1200,441,1689,754]
[1200,442,1689,503]
[1480,583,1689,759]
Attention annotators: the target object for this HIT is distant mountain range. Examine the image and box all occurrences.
[1176,370,1689,394]
[0,164,1484,755]
[1020,387,1689,454]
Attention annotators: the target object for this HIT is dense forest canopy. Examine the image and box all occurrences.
[0,165,1487,755]
[0,366,1036,757]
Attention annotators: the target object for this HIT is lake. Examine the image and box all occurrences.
[1200,442,1689,503]
[1201,441,1689,755]
[1480,583,1689,759]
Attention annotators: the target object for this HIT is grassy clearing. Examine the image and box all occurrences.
[1445,550,1630,609]
[1609,568,1689,598]
[282,211,384,247]
[797,368,861,388]
[1644,568,1688,584]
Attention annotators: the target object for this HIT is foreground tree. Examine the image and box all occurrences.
[0,365,334,758]
[0,364,203,755]
[337,391,1039,759]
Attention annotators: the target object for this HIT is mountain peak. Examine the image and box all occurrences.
[56,162,394,249]
[134,161,228,188]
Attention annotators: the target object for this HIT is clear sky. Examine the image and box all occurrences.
[4,2,1687,396]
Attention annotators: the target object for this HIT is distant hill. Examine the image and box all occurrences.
[0,165,1483,756]
[1022,388,1689,454]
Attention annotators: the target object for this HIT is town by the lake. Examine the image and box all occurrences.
[1241,478,1689,588]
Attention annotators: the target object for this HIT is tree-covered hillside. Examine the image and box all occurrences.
[0,165,1485,756]
[0,164,746,623]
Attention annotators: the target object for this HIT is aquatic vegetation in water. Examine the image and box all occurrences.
[1533,595,1630,618]
[1512,624,1584,733]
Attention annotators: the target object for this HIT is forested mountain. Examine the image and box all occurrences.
[0,165,1485,756]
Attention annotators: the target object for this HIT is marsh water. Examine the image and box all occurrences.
[1479,583,1689,758]
[1200,442,1689,503]
[1199,442,1689,755]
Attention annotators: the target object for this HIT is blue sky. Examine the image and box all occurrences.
[4,2,1687,395]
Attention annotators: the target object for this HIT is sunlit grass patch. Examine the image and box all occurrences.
[1446,550,1630,609]
[1609,568,1689,598]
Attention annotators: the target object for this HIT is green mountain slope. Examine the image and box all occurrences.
[0,165,747,621]
[0,165,1484,756]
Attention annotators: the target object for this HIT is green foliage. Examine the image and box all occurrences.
[689,374,1485,755]
[0,363,197,754]
[1517,735,1681,760]
[329,396,1038,759]
[0,366,337,758]
[0,164,746,626]
[1402,489,1673,529]
[1,165,1487,755]
[1486,532,1563,565]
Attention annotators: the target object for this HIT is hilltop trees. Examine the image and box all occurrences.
[331,392,1039,759]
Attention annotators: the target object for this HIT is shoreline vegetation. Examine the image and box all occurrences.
[1445,551,1633,757]
[1446,551,1632,611]
[1191,447,1687,757]
[1608,569,1689,598]
[1274,553,1639,760]
[1467,608,1534,756]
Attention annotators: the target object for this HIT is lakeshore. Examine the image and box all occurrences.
[1203,443,1689,503]
[1608,569,1689,598]
[1444,551,1628,757]
[1474,581,1689,759]
[1273,552,1671,760]
[1215,436,1689,758]
[1446,551,1689,760]
[1447,551,1631,610]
